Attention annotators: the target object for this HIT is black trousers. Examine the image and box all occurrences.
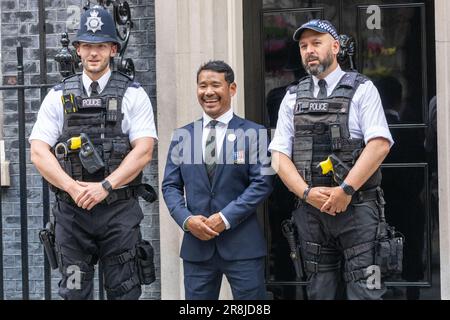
[53,198,143,300]
[293,200,387,300]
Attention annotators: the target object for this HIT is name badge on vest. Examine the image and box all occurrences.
[80,98,103,109]
[295,101,329,113]
[307,102,329,112]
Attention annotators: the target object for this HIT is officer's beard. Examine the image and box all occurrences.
[303,50,334,77]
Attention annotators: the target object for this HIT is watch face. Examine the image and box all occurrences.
[345,186,353,195]
[102,180,112,192]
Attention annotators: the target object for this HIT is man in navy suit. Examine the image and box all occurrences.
[162,60,273,300]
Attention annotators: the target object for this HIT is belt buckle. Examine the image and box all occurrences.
[306,242,321,255]
[105,191,118,205]
[356,191,364,203]
[305,261,319,273]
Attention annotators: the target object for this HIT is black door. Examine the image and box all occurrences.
[243,0,438,300]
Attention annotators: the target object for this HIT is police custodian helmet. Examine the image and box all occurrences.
[72,5,121,49]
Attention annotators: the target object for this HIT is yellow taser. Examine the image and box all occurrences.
[67,136,82,150]
[318,157,334,175]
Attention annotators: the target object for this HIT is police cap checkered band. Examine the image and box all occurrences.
[293,19,339,41]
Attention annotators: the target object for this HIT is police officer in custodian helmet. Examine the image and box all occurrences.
[30,5,157,300]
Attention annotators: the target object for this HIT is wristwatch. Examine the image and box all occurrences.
[101,179,113,193]
[340,182,355,196]
[302,186,311,201]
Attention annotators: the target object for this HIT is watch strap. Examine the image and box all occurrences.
[340,182,355,196]
[101,179,113,193]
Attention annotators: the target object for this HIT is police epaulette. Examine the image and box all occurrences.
[356,73,369,84]
[337,72,369,89]
[117,71,133,81]
[287,80,300,94]
[130,82,141,88]
[53,83,64,91]
[288,76,310,94]
[339,72,358,87]
[62,73,79,82]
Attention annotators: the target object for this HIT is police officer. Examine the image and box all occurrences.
[29,5,157,300]
[269,19,394,300]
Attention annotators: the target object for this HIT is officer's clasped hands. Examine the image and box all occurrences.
[304,187,351,216]
[73,180,109,211]
[305,187,331,212]
[320,186,352,215]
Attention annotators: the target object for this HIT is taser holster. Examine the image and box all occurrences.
[374,188,404,276]
[136,240,156,285]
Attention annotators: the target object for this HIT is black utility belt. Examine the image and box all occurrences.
[350,188,380,204]
[56,187,137,207]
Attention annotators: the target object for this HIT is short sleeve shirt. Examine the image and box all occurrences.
[29,70,158,147]
[268,65,394,157]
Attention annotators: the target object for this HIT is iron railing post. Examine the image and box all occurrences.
[17,44,30,300]
[38,0,52,300]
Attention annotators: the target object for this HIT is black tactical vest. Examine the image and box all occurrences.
[53,71,142,186]
[292,72,381,189]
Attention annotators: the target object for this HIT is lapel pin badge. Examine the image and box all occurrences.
[228,133,237,142]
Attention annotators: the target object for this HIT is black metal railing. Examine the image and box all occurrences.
[0,44,55,300]
[38,0,51,301]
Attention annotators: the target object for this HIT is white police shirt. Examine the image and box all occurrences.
[29,70,158,147]
[269,65,394,157]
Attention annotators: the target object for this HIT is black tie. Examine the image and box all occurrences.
[205,120,219,183]
[90,81,99,97]
[317,79,327,99]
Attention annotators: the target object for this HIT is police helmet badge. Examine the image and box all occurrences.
[85,10,104,33]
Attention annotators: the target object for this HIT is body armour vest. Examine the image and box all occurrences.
[53,71,142,187]
[292,72,381,189]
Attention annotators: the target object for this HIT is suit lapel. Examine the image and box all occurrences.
[190,119,210,187]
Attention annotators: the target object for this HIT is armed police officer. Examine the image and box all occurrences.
[269,19,394,300]
[30,5,157,300]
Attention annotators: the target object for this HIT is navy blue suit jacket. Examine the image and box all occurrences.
[162,114,273,262]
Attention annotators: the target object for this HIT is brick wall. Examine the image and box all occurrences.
[0,0,159,300]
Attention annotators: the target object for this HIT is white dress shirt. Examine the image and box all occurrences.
[29,70,158,146]
[269,65,393,157]
[203,108,234,230]
[202,108,234,161]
